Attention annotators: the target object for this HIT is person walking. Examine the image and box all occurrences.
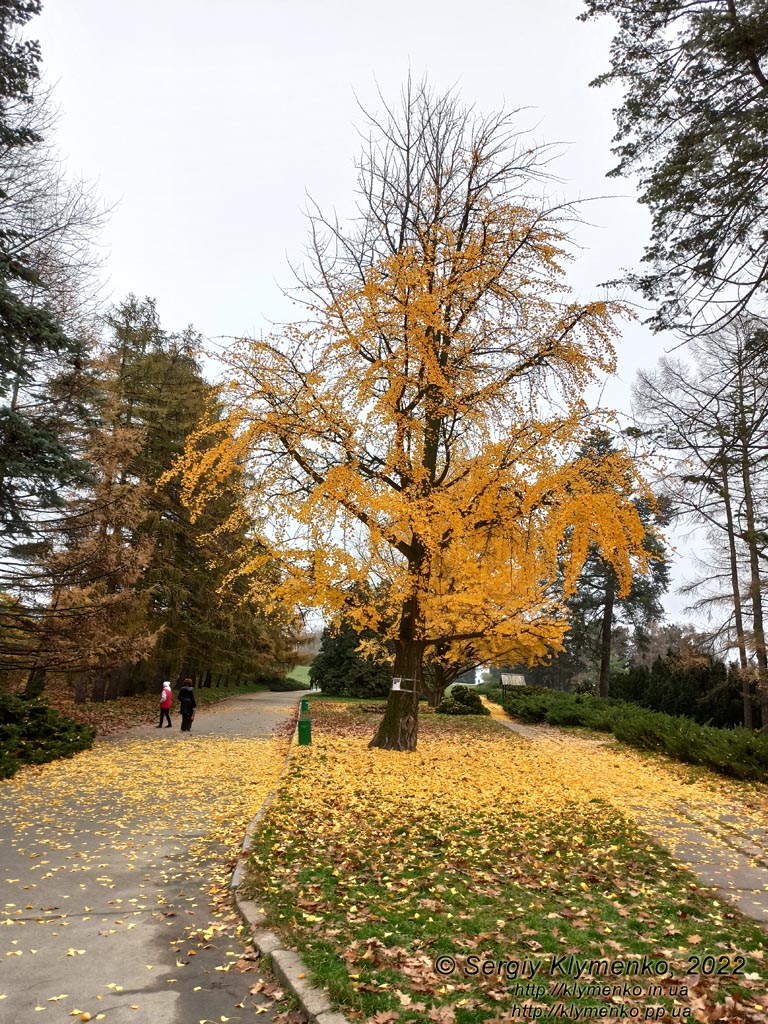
[178,677,196,732]
[157,680,173,728]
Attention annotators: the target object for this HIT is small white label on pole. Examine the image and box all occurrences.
[392,677,402,690]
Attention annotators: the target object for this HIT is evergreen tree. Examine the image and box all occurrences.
[519,431,670,695]
[31,379,157,674]
[309,619,392,698]
[581,0,768,334]
[0,0,92,534]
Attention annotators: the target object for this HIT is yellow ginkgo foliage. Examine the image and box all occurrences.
[177,79,654,751]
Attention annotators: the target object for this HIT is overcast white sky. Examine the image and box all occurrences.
[33,0,702,622]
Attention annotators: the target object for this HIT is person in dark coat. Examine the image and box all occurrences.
[178,678,197,732]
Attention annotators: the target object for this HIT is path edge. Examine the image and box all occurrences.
[230,704,353,1024]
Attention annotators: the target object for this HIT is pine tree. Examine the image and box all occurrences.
[100,296,294,686]
[580,0,768,334]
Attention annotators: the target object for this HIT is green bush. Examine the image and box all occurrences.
[474,680,501,697]
[436,685,490,716]
[0,693,95,780]
[499,687,768,782]
[610,656,759,728]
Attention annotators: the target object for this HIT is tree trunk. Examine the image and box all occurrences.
[598,577,615,698]
[74,671,89,704]
[105,669,119,701]
[737,381,768,731]
[426,663,447,708]
[91,669,107,702]
[370,558,428,750]
[24,666,46,699]
[369,637,425,750]
[719,458,751,727]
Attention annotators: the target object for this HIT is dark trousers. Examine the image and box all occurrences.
[180,711,193,732]
[158,708,171,727]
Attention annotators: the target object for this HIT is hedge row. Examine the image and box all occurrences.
[499,687,768,782]
[0,693,96,780]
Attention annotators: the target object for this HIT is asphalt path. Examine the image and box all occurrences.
[0,690,301,1024]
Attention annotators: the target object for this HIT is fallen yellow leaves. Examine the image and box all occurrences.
[246,703,768,1024]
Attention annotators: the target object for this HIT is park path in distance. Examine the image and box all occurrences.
[0,690,300,1024]
[487,701,768,927]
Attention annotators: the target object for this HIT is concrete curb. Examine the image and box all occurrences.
[230,700,354,1024]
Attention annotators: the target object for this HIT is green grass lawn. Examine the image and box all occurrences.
[244,701,768,1024]
[286,664,311,686]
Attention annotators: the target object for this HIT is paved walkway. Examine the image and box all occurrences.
[0,690,300,1024]
[495,714,768,926]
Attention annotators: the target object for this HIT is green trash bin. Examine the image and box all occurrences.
[298,717,312,745]
[300,697,309,715]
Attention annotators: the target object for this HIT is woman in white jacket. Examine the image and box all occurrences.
[157,681,173,728]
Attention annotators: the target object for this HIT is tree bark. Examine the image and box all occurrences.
[425,662,447,708]
[737,372,768,731]
[23,666,46,699]
[598,577,615,698]
[719,456,751,727]
[369,637,425,750]
[370,586,426,750]
[74,671,88,704]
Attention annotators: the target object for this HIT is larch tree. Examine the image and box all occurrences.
[179,80,652,751]
[634,317,768,729]
[102,296,295,688]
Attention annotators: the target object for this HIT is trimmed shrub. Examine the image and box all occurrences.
[498,687,768,782]
[610,656,760,729]
[0,693,95,780]
[436,685,490,716]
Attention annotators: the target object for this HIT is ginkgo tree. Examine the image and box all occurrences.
[179,79,653,750]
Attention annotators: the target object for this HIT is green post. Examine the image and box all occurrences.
[300,697,309,715]
[298,717,312,745]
